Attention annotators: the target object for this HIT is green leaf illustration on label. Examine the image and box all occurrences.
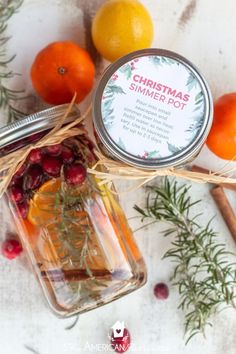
[167,142,182,154]
[102,85,126,130]
[117,137,126,151]
[103,98,114,110]
[186,73,198,91]
[186,116,204,133]
[104,84,126,97]
[193,91,204,112]
[149,56,176,67]
[184,91,205,138]
[119,63,132,80]
[143,150,161,159]
[102,98,115,130]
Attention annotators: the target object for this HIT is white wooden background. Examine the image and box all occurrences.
[1,1,236,353]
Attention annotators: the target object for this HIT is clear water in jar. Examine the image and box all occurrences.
[6,134,146,316]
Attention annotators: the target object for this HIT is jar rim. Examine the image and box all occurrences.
[0,104,80,150]
[92,48,213,169]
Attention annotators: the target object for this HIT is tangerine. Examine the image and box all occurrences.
[28,178,61,226]
[21,219,40,245]
[31,41,95,105]
[206,93,236,160]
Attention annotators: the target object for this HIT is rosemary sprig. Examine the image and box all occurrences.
[0,0,26,123]
[134,178,236,343]
[40,181,96,278]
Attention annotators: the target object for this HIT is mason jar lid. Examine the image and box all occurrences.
[93,48,213,169]
[0,104,80,150]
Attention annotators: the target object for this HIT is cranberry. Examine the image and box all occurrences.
[153,283,169,300]
[23,164,44,190]
[64,163,86,185]
[1,239,23,260]
[28,148,43,164]
[61,147,74,164]
[15,163,27,178]
[110,328,131,353]
[9,175,23,187]
[45,144,62,156]
[3,140,26,154]
[16,201,29,219]
[27,131,46,143]
[8,186,24,203]
[42,156,62,177]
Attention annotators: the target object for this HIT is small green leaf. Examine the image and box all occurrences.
[118,137,126,151]
[195,91,203,102]
[167,142,182,154]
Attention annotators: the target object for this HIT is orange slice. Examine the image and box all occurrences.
[21,219,40,245]
[28,178,61,226]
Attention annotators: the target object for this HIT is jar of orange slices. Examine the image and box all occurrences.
[0,105,146,316]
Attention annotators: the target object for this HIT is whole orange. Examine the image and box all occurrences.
[30,41,95,105]
[92,0,153,62]
[206,93,236,160]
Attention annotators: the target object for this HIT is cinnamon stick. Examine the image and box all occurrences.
[191,165,236,191]
[40,268,129,282]
[210,185,236,243]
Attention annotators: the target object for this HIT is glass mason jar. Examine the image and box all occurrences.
[0,105,147,316]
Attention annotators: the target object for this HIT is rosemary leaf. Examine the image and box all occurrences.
[134,177,236,343]
[0,0,26,123]
[38,169,96,279]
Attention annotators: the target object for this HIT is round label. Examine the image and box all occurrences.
[101,55,205,160]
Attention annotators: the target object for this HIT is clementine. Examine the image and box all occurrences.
[206,93,236,160]
[28,178,61,226]
[31,41,95,105]
[21,219,40,245]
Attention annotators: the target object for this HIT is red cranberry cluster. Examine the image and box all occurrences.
[7,137,92,219]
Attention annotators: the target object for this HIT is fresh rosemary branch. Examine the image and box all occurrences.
[39,181,96,278]
[134,178,236,343]
[0,0,26,123]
